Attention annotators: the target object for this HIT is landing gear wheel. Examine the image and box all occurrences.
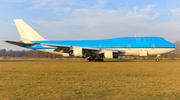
[101,59,104,62]
[156,58,159,62]
[86,58,90,62]
[86,57,104,62]
[156,55,160,62]
[86,57,91,62]
[94,59,97,62]
[96,58,104,62]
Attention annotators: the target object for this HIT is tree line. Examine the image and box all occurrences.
[0,49,62,58]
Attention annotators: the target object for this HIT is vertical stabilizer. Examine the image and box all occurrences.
[14,19,46,41]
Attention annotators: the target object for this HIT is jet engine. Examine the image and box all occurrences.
[73,48,84,57]
[104,51,113,58]
[104,51,118,59]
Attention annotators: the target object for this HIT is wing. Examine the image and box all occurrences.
[40,43,100,52]
[40,43,71,48]
[40,43,125,54]
[4,40,125,57]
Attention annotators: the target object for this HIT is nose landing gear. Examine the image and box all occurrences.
[156,55,160,62]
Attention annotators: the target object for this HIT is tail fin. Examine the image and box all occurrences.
[14,19,46,41]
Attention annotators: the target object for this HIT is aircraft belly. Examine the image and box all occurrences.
[147,48,175,55]
[36,48,175,57]
[106,48,175,56]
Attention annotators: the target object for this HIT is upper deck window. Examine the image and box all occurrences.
[140,39,152,41]
[122,39,152,41]
[122,39,136,41]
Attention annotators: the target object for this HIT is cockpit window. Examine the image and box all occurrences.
[161,38,165,40]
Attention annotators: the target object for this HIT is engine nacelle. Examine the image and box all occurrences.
[63,53,69,57]
[73,48,84,57]
[104,51,113,58]
[104,51,118,59]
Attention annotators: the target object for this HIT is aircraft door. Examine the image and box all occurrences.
[98,44,102,48]
[140,50,148,56]
[127,44,131,49]
[136,37,140,43]
[151,44,155,49]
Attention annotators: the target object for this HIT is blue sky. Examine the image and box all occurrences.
[1,0,180,50]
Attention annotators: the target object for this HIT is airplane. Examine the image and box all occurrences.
[4,19,175,62]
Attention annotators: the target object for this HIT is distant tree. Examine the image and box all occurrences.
[174,41,180,58]
[0,49,6,52]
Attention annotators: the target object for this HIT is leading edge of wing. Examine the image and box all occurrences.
[40,43,125,53]
[40,43,101,51]
[4,41,126,54]
[40,43,71,48]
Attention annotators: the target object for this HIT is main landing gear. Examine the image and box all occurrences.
[86,57,104,62]
[156,55,160,62]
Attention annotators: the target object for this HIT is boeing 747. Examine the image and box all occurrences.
[4,19,175,61]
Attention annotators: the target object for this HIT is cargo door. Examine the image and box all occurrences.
[136,37,140,43]
[127,44,131,49]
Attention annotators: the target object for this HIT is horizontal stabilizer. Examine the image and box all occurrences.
[4,40,39,46]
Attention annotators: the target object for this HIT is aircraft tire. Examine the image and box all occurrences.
[156,58,159,62]
[101,59,104,62]
[86,57,91,62]
[94,59,98,62]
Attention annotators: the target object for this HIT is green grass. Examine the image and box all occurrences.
[0,59,180,99]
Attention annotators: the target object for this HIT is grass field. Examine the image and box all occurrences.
[0,59,180,100]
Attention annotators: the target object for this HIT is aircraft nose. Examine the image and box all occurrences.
[171,42,176,51]
[172,43,176,48]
